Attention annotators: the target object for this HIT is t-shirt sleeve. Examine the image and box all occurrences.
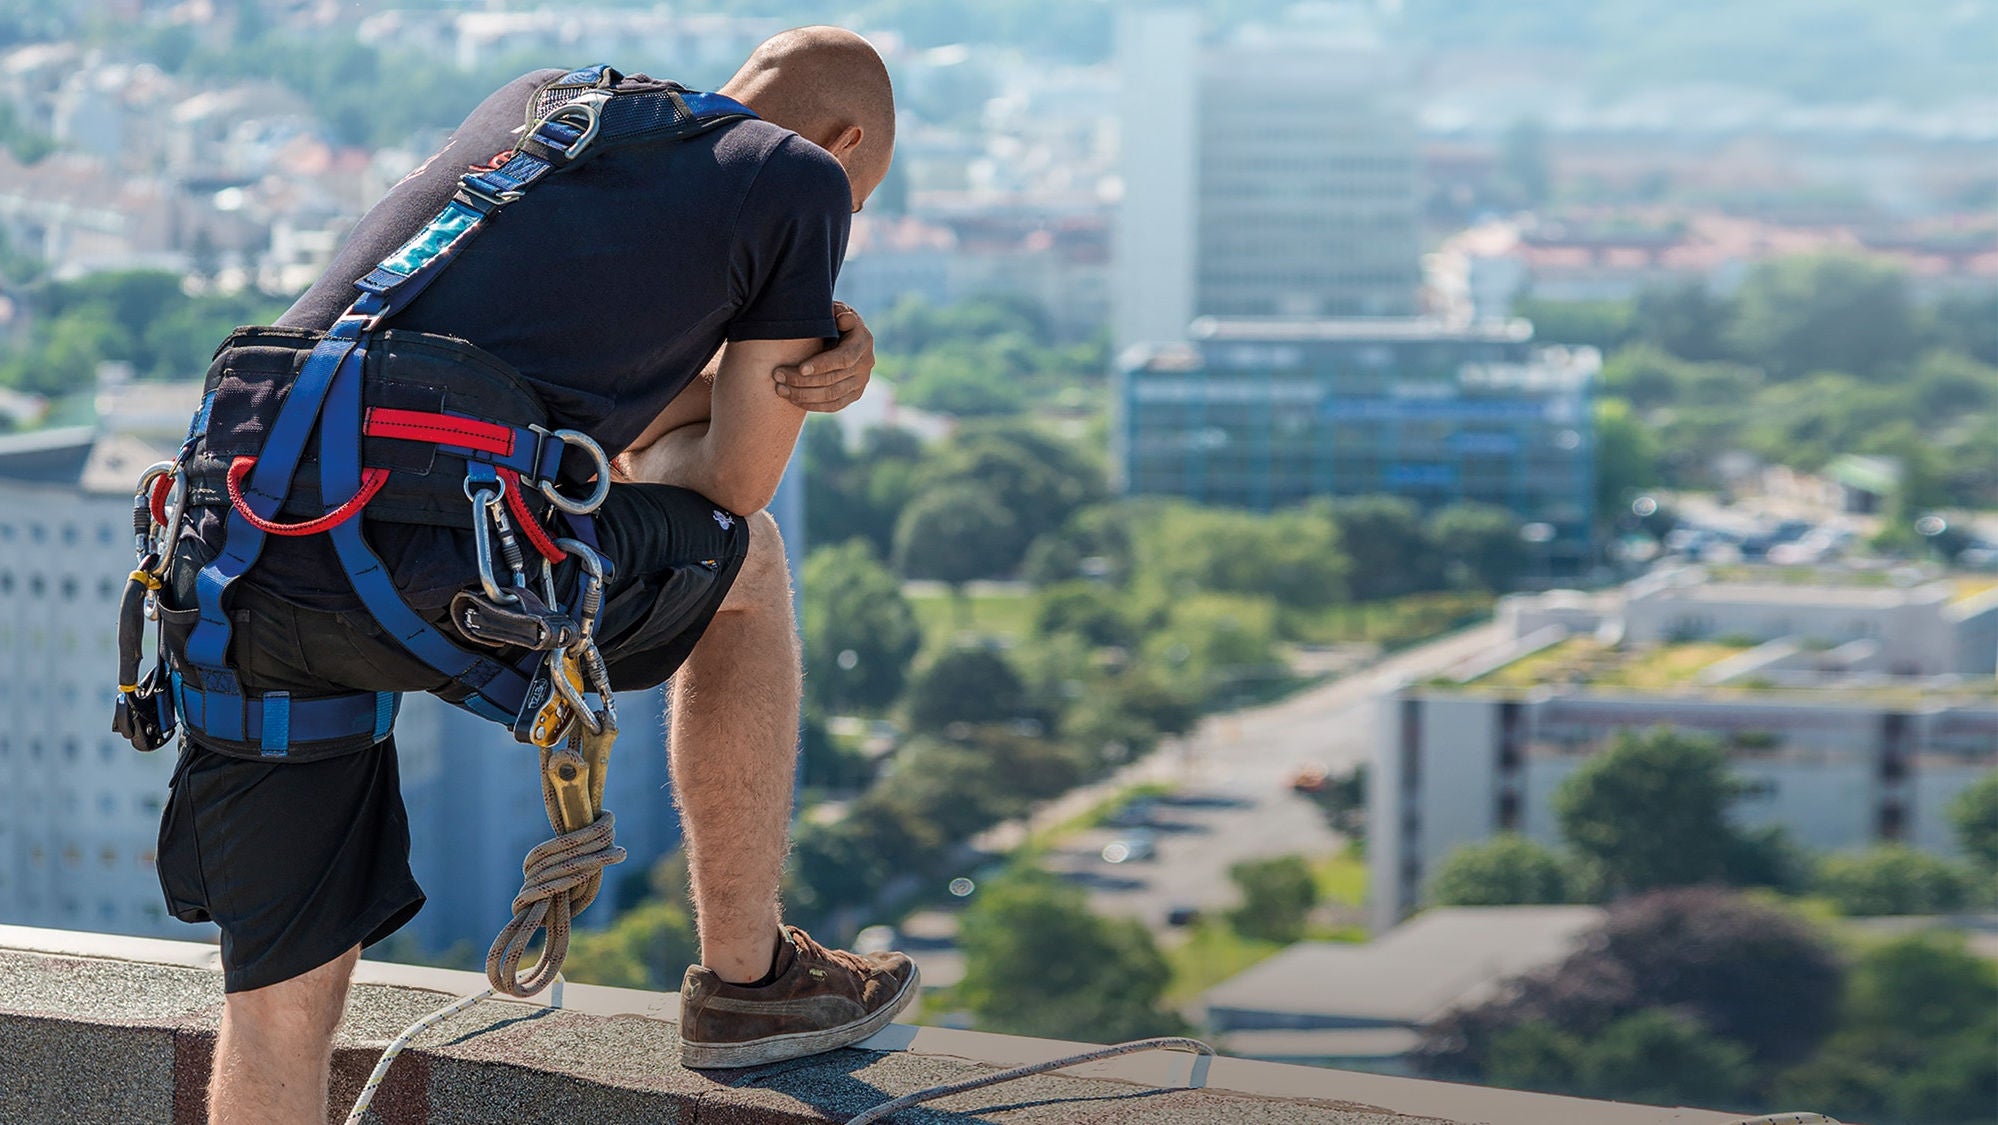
[726,134,853,342]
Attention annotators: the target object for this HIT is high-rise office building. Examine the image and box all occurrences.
[1114,7,1421,353]
[1116,318,1599,572]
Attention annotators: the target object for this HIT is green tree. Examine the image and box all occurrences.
[801,540,922,713]
[1813,845,1972,916]
[564,899,700,991]
[1417,888,1841,1081]
[1322,496,1436,599]
[1726,253,1918,380]
[1803,933,1998,1125]
[891,481,1023,584]
[1948,770,1998,871]
[1573,1009,1752,1108]
[929,425,1105,551]
[1591,398,1661,521]
[1483,1020,1584,1094]
[1426,502,1528,592]
[904,645,1028,735]
[1137,503,1349,610]
[1429,835,1577,906]
[1139,593,1284,705]
[1554,729,1740,895]
[1631,280,1730,362]
[1032,580,1135,648]
[1226,854,1319,943]
[957,872,1185,1043]
[1511,296,1634,353]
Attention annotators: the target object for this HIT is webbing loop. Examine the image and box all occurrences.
[226,456,389,536]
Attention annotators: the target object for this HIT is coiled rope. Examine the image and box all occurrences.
[484,810,626,997]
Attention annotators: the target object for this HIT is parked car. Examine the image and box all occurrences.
[1102,831,1158,863]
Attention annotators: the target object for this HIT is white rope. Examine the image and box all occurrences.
[341,988,495,1125]
[841,1036,1215,1125]
[345,998,1211,1125]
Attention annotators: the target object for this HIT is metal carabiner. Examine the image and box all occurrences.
[553,537,608,637]
[548,646,603,736]
[465,476,515,604]
[534,428,613,515]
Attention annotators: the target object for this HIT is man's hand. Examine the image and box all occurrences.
[772,302,873,411]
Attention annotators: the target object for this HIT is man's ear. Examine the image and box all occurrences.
[825,124,864,159]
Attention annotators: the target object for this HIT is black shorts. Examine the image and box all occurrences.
[155,482,750,992]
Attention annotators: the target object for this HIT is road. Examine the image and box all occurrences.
[904,622,1506,987]
[1035,622,1505,928]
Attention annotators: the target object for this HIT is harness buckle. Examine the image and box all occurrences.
[533,428,613,515]
[456,176,526,210]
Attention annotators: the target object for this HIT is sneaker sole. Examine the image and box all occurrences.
[679,963,922,1070]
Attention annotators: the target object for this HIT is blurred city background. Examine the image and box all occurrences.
[0,2,1992,1122]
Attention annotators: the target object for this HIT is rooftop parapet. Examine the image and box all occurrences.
[0,924,1797,1125]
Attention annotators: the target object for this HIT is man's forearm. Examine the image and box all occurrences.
[620,422,761,514]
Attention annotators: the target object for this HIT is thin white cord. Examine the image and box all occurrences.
[342,988,495,1125]
[841,1036,1215,1125]
[345,1000,1212,1125]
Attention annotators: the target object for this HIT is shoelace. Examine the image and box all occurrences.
[786,925,879,978]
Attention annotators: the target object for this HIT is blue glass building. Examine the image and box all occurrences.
[1116,318,1599,574]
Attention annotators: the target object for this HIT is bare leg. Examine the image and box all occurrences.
[209,944,359,1125]
[669,510,799,984]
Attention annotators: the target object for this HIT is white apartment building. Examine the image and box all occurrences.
[0,427,194,939]
[1371,686,1997,931]
[1114,8,1421,353]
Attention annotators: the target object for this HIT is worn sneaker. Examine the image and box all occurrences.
[678,925,921,1069]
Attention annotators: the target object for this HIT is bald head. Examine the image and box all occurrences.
[720,27,896,210]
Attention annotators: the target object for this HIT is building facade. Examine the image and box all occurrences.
[0,431,188,939]
[1369,686,1998,930]
[1114,9,1420,352]
[1116,318,1599,572]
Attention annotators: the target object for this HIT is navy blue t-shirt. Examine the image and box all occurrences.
[282,68,852,458]
[201,70,850,612]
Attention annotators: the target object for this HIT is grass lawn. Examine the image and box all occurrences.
[1163,918,1285,1006]
[1288,592,1493,649]
[906,586,1037,649]
[1311,848,1368,908]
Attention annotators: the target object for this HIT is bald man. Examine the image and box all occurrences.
[154,29,916,1122]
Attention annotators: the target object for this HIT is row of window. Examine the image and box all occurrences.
[0,573,121,600]
[0,523,120,548]
[17,843,158,870]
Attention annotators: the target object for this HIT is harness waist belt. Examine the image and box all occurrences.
[171,673,398,758]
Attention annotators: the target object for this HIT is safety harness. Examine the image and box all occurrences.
[113,66,757,996]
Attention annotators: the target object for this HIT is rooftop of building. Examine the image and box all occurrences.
[1626,565,1998,609]
[0,924,1785,1125]
[1204,906,1604,1028]
[1456,635,1998,702]
[1188,316,1534,344]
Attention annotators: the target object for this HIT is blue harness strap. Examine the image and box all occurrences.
[175,72,754,750]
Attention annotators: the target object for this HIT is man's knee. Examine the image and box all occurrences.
[717,510,790,616]
[222,946,358,1040]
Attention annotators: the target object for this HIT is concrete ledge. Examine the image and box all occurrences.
[0,925,1791,1124]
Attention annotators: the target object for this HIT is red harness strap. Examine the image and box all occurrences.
[226,457,390,536]
[223,407,566,562]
